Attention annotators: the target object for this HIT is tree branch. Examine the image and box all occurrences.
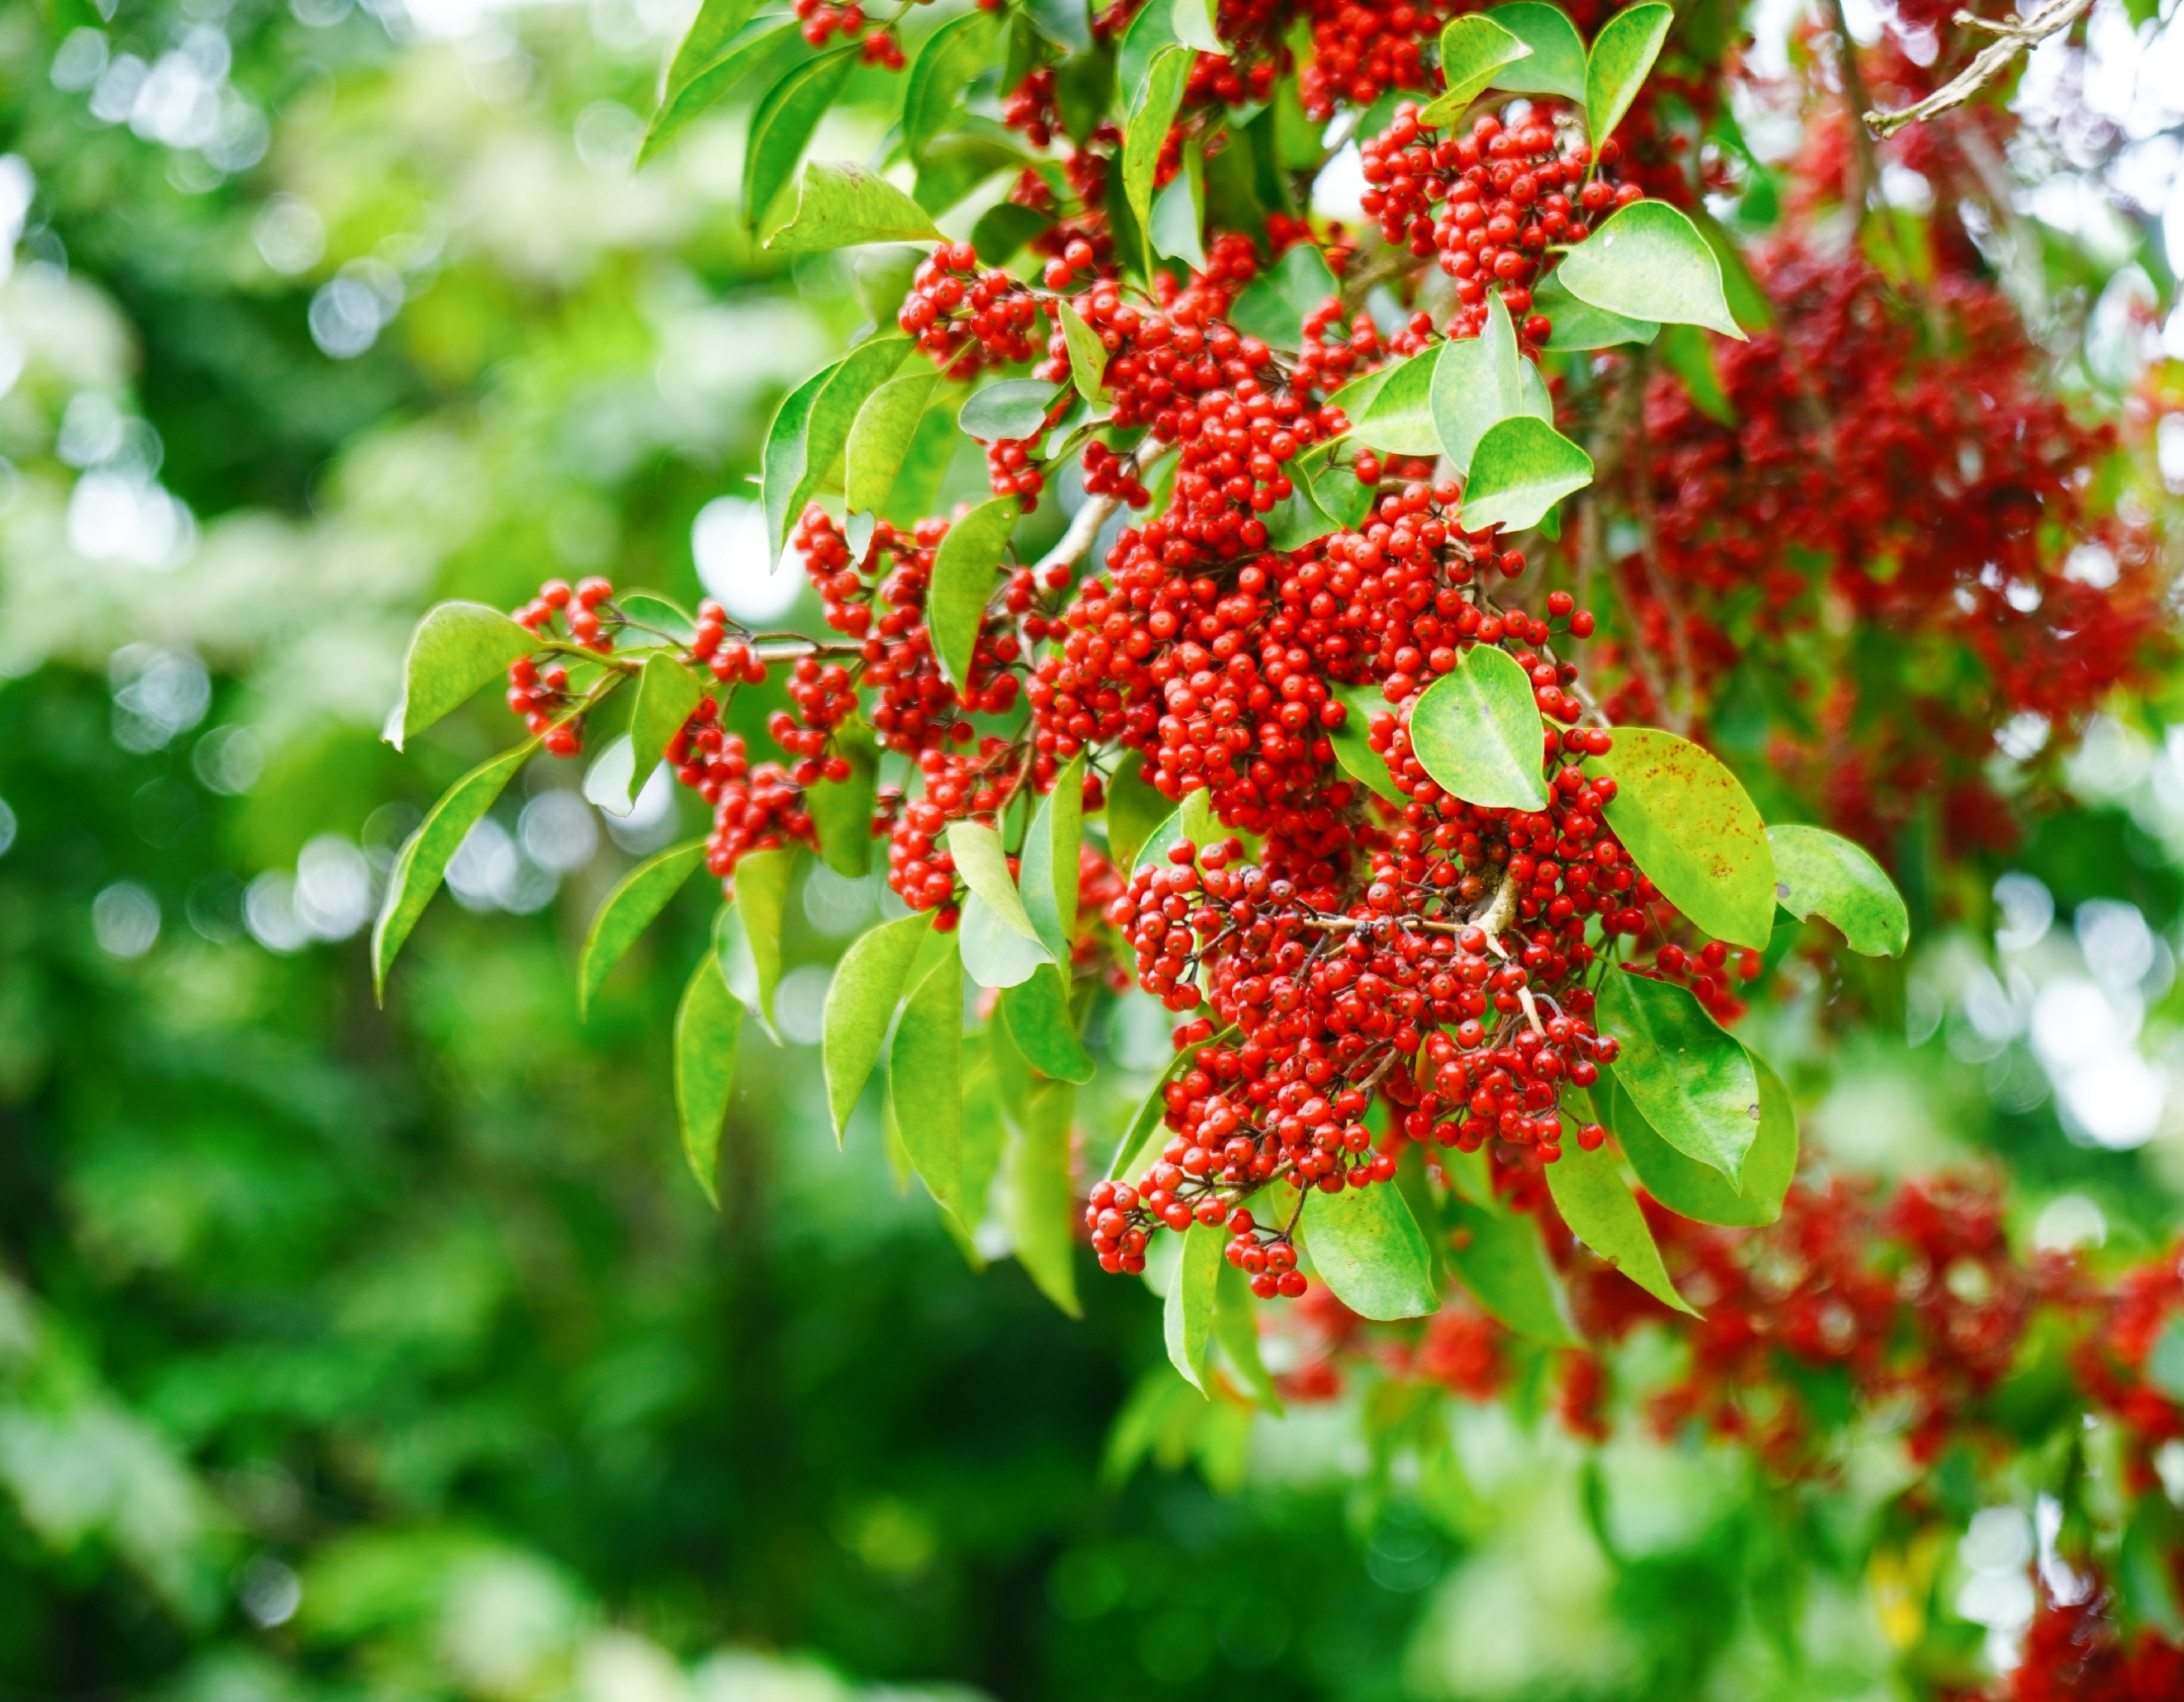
[1863,0,2095,138]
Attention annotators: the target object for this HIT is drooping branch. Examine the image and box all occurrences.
[1863,0,2096,138]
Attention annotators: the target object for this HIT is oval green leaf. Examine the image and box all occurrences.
[1102,751,1171,876]
[1008,1080,1083,1317]
[1446,1197,1579,1343]
[1533,270,1658,350]
[765,158,945,251]
[1543,1134,1698,1314]
[1587,725,1776,949]
[903,12,999,161]
[960,890,1051,988]
[999,961,1096,1083]
[1057,300,1108,405]
[1300,1181,1439,1321]
[642,17,800,166]
[1121,47,1190,273]
[384,601,538,752]
[1595,969,1760,1184]
[928,496,1019,692]
[1020,753,1086,961]
[959,380,1058,443]
[1766,823,1910,958]
[1553,200,1746,340]
[578,839,707,1019]
[806,719,878,878]
[1409,643,1549,812]
[1352,345,1445,458]
[889,942,965,1214]
[371,741,534,1000]
[845,373,938,515]
[821,912,931,1139]
[1611,1049,1795,1227]
[1460,414,1594,533]
[1584,1,1672,146]
[716,845,800,1034]
[626,653,702,808]
[946,819,1044,945]
[1107,1021,1237,1183]
[673,948,743,1206]
[1326,686,1407,805]
[1213,1261,1284,1414]
[1420,14,1531,123]
[1485,1,1587,99]
[1229,243,1338,353]
[1431,291,1553,474]
[761,334,913,559]
[1165,1220,1224,1391]
[743,47,861,234]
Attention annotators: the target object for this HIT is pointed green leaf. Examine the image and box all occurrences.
[1534,270,1658,349]
[1213,1262,1283,1414]
[1611,1050,1795,1227]
[716,846,800,1034]
[762,335,914,560]
[1584,2,1672,146]
[1121,47,1191,274]
[1165,1220,1225,1391]
[766,158,946,251]
[1587,725,1776,949]
[946,818,1044,945]
[807,719,878,878]
[1148,139,1205,269]
[1409,643,1548,812]
[1020,753,1085,961]
[1107,1022,1237,1182]
[928,496,1020,693]
[1300,1181,1438,1320]
[660,0,762,113]
[1595,970,1760,1184]
[674,948,742,1206]
[1544,1134,1698,1314]
[958,1058,1009,1238]
[578,839,707,1019]
[627,654,703,808]
[890,942,965,1213]
[1008,1078,1082,1316]
[1132,787,1215,875]
[1460,415,1594,532]
[958,380,1059,443]
[1658,321,1736,425]
[822,912,931,1139]
[1171,0,1224,51]
[1327,685,1407,805]
[383,601,538,752]
[1118,0,1182,99]
[1102,751,1171,875]
[1484,1,1587,100]
[1555,200,1747,340]
[1024,0,1091,51]
[1430,291,1553,474]
[1057,301,1108,405]
[744,46,860,232]
[1001,962,1096,1082]
[903,12,1001,161]
[372,741,534,999]
[1229,243,1338,352]
[845,373,938,515]
[642,17,801,166]
[1766,823,1910,958]
[1420,15,1531,124]
[1446,1197,1579,1343]
[961,891,1052,987]
[1353,345,1445,458]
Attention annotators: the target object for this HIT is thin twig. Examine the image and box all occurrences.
[1864,0,2096,137]
[1035,437,1169,576]
[1819,0,1886,210]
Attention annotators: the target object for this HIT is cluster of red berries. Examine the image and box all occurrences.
[1629,937,1763,1025]
[789,0,901,63]
[897,243,1042,378]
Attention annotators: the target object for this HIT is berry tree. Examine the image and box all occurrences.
[373,0,2180,1689]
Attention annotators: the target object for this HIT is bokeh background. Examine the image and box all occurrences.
[5,0,2184,1696]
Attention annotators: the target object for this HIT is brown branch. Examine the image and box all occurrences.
[1864,0,2096,137]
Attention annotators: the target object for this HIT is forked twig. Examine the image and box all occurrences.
[1863,0,2096,138]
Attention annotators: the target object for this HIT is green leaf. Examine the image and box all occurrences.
[946,819,1046,946]
[1446,1197,1579,1343]
[1430,291,1552,474]
[972,199,1053,263]
[1534,270,1658,349]
[659,0,762,115]
[619,592,698,644]
[1543,1135,1698,1314]
[1102,751,1170,875]
[1554,200,1747,340]
[928,496,1019,692]
[1000,962,1096,1082]
[1164,1221,1225,1391]
[807,719,878,878]
[959,379,1059,443]
[716,846,800,1034]
[1121,47,1191,274]
[1460,415,1594,532]
[1611,1050,1795,1227]
[1007,1079,1082,1315]
[958,1059,1008,1240]
[1583,2,1672,146]
[762,335,913,560]
[960,891,1052,988]
[903,13,1000,161]
[1352,345,1445,458]
[1118,0,1181,94]
[1020,753,1085,961]
[845,373,938,514]
[1419,14,1531,124]
[1765,823,1910,958]
[1595,970,1760,1184]
[1658,321,1736,425]
[1132,788,1215,875]
[1484,1,1587,100]
[382,601,538,752]
[1587,726,1776,949]
[1107,1022,1236,1182]
[823,912,932,1139]
[890,942,965,1214]
[642,17,800,166]
[766,158,945,251]
[1057,301,1108,405]
[626,653,703,808]
[371,741,534,1000]
[1149,143,1207,270]
[1327,685,1407,805]
[1408,643,1548,812]
[1690,204,1774,331]
[1213,1262,1283,1414]
[1171,0,1224,52]
[577,839,707,1019]
[1300,1182,1439,1321]
[1024,0,1091,52]
[673,948,743,1206]
[743,47,861,234]
[1229,243,1338,352]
